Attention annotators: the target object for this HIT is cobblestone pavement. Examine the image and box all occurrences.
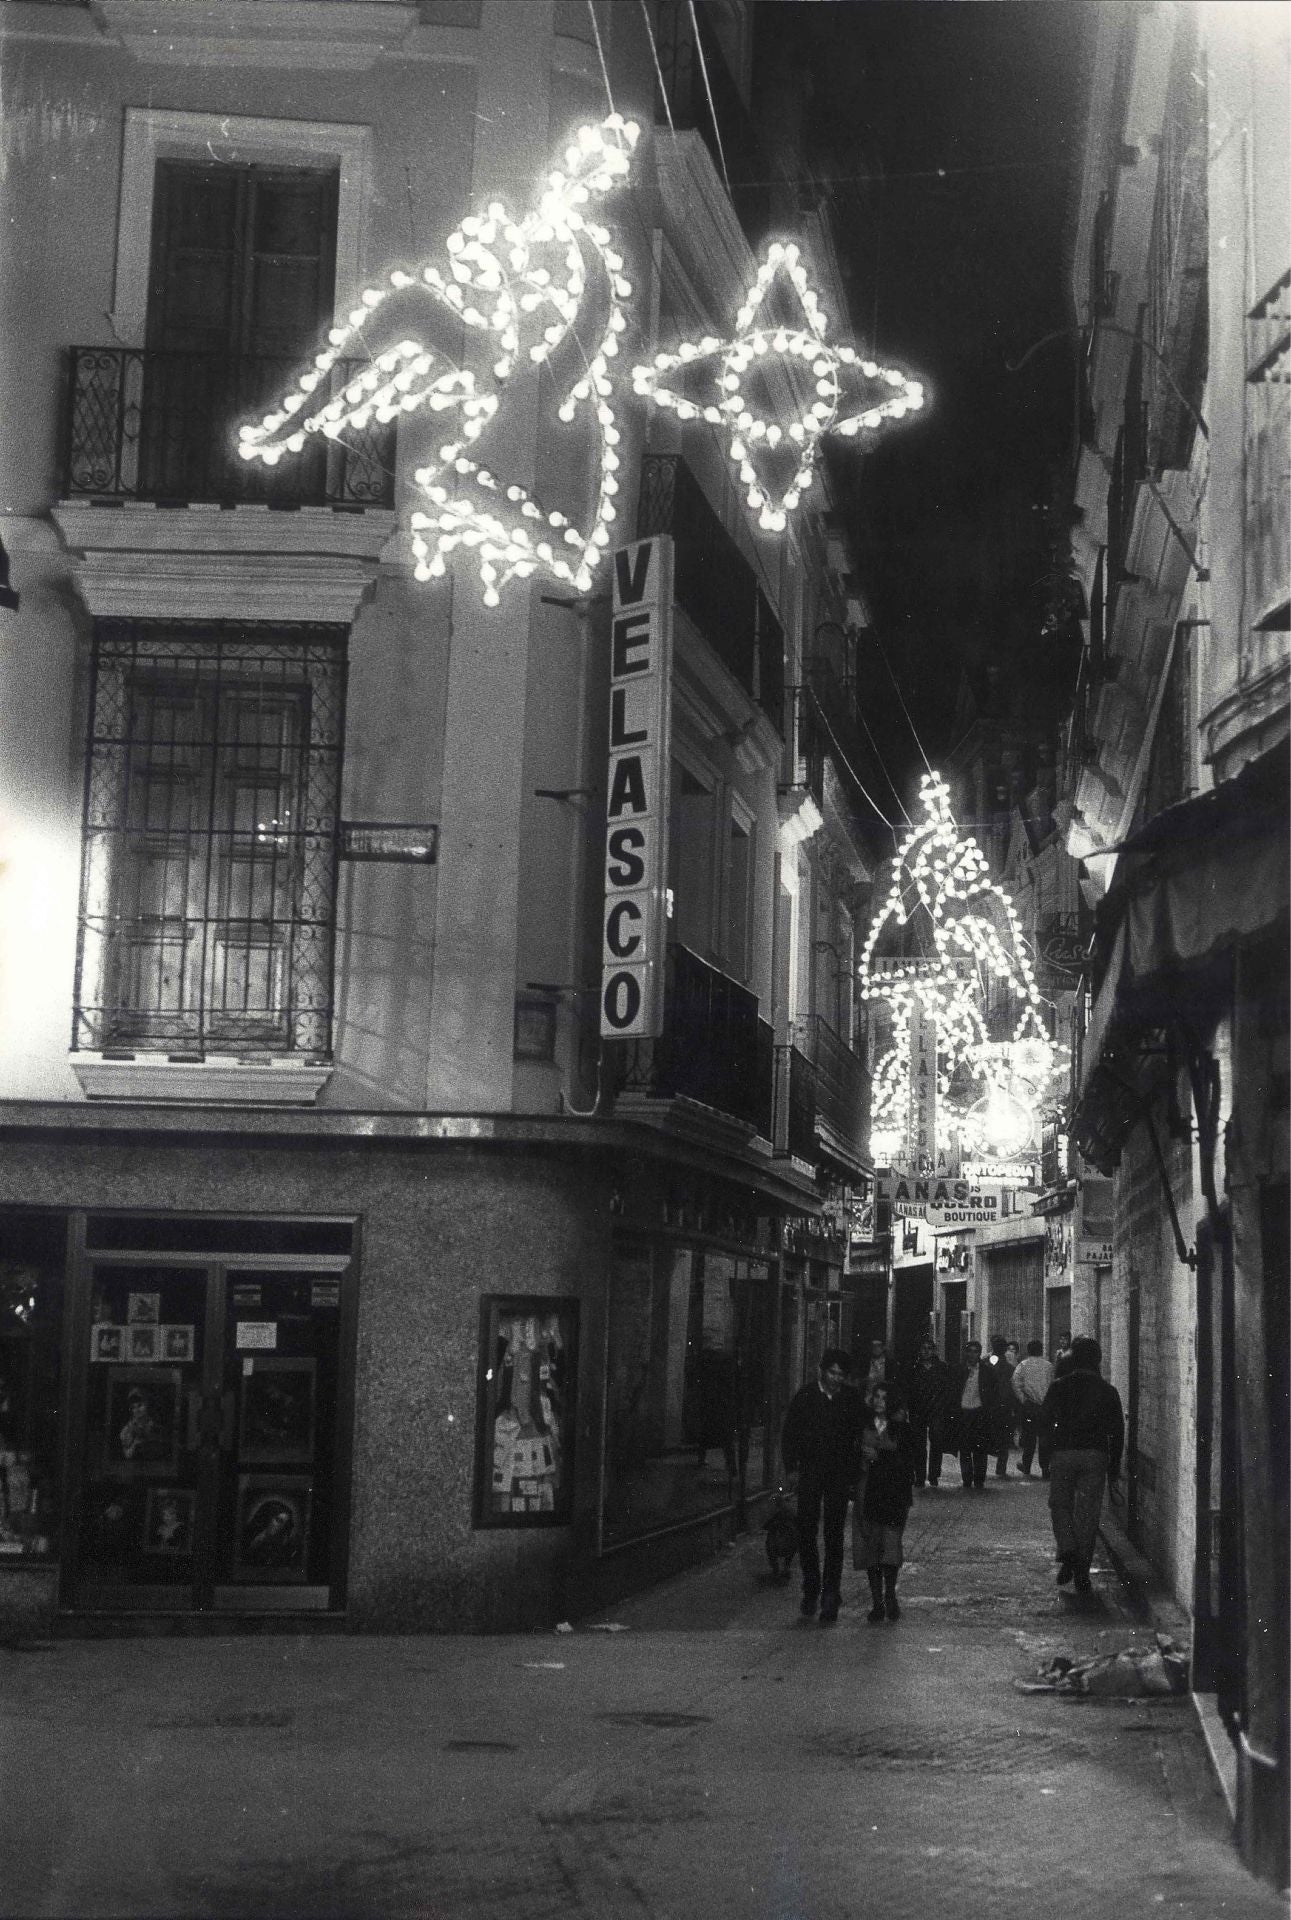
[2,1473,1284,1919]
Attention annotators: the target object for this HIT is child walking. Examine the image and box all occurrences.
[853,1383,918,1621]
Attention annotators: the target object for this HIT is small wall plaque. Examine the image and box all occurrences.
[340,822,438,864]
[236,1321,278,1351]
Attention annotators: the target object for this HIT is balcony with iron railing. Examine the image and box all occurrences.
[62,347,396,508]
[637,453,784,732]
[804,1013,870,1170]
[773,1040,816,1162]
[1106,344,1148,622]
[609,942,773,1139]
[780,686,826,811]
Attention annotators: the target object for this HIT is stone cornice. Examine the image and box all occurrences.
[88,0,419,69]
[652,131,753,330]
[777,787,824,854]
[0,1099,825,1211]
[67,551,379,623]
[1204,657,1290,780]
[71,1057,332,1107]
[53,502,395,563]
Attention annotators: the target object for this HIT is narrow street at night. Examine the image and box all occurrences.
[0,0,1286,1907]
[2,1479,1280,1920]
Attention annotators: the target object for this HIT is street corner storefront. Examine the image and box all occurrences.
[0,1197,361,1640]
[0,1122,623,1642]
[589,1153,829,1607]
[1071,749,1289,1887]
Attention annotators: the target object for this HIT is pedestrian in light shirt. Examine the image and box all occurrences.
[1010,1339,1055,1478]
[955,1340,997,1489]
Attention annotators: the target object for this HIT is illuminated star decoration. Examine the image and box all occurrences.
[238,115,640,606]
[631,241,925,533]
[859,772,1060,1161]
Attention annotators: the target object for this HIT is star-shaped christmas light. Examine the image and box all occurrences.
[237,114,640,606]
[631,241,926,533]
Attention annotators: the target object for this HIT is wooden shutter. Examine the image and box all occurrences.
[148,162,338,356]
[145,163,338,498]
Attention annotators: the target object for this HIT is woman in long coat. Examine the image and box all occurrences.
[853,1383,918,1621]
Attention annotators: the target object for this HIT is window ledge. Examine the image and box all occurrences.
[70,1056,332,1107]
[776,787,824,854]
[89,1,419,69]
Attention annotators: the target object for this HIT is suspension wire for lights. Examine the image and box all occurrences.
[687,0,732,200]
[807,693,896,838]
[637,0,675,134]
[849,684,914,827]
[870,624,936,781]
[583,0,617,125]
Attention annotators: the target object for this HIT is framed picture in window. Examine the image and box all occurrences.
[101,1368,182,1478]
[473,1296,578,1528]
[513,994,557,1062]
[90,1325,124,1364]
[232,1475,312,1582]
[238,1358,316,1465]
[143,1486,196,1556]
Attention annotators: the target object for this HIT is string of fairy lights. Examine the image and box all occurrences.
[859,773,1064,1164]
[236,113,925,604]
[234,100,1058,1161]
[631,240,923,534]
[239,115,641,607]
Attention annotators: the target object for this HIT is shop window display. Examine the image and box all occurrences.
[0,1215,66,1562]
[601,1241,772,1546]
[473,1298,578,1527]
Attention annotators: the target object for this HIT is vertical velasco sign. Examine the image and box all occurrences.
[601,537,674,1039]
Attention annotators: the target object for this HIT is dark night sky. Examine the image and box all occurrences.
[756,1,1087,802]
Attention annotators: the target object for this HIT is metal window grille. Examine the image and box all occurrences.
[73,623,346,1058]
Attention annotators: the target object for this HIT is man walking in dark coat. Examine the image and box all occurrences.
[1040,1336,1125,1594]
[781,1348,861,1625]
[906,1337,954,1488]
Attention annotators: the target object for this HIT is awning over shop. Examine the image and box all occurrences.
[1074,749,1289,1164]
[1081,751,1288,1092]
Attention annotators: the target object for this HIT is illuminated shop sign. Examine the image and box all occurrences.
[877,1171,1012,1228]
[601,537,674,1038]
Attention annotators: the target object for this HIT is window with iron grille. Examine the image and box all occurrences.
[73,624,346,1058]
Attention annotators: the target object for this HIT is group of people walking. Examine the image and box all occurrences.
[779,1333,1124,1622]
[906,1332,1057,1489]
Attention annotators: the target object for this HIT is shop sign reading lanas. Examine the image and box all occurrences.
[601,538,674,1038]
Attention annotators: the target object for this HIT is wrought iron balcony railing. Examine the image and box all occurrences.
[805,1014,870,1167]
[774,1041,817,1161]
[637,453,784,732]
[781,686,826,809]
[1107,336,1148,620]
[62,347,396,508]
[610,942,773,1137]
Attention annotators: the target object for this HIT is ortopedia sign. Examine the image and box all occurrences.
[601,537,674,1039]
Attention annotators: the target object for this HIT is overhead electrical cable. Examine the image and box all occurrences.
[637,0,675,134]
[687,0,732,199]
[871,625,936,780]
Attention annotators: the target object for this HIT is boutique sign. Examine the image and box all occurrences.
[601,537,674,1038]
[877,1170,1011,1228]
